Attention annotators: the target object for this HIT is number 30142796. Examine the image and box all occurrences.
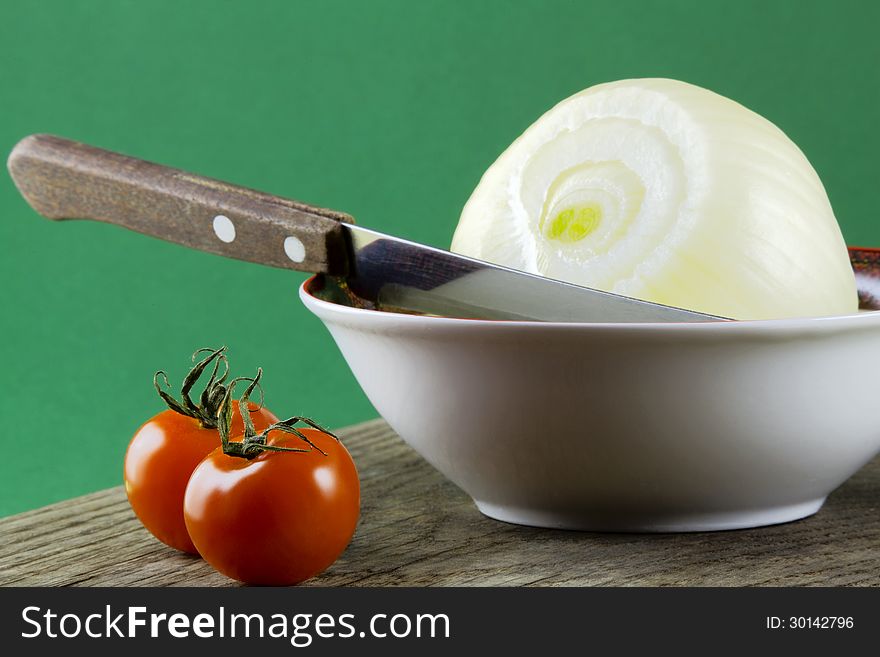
[766,617,854,630]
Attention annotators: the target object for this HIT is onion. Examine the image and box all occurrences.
[451,78,857,320]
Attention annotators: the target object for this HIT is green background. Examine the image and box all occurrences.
[1,0,878,516]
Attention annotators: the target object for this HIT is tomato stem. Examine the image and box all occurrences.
[217,369,338,460]
[153,346,231,429]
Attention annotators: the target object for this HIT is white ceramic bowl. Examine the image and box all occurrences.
[300,275,880,532]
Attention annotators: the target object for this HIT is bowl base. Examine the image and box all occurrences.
[474,498,826,533]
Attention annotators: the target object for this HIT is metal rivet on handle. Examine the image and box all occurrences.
[212,215,236,243]
[284,236,306,263]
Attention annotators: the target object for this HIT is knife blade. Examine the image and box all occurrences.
[336,225,724,322]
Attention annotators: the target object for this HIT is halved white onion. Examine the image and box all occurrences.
[451,78,857,320]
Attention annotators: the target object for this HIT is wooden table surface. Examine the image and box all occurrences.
[1,418,878,587]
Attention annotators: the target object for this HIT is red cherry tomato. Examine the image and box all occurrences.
[183,427,360,585]
[125,400,277,553]
[123,347,277,554]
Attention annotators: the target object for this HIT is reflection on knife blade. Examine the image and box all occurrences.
[330,226,726,323]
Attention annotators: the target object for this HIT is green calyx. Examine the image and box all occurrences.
[218,368,339,460]
[153,346,231,429]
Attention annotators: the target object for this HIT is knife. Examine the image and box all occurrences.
[7,134,723,323]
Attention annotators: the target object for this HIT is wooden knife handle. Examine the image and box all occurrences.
[6,134,353,274]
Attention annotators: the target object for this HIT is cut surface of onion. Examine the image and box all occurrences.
[451,78,857,320]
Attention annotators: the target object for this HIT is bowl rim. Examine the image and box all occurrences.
[299,275,880,333]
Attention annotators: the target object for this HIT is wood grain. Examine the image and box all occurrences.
[7,134,353,275]
[0,419,878,587]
